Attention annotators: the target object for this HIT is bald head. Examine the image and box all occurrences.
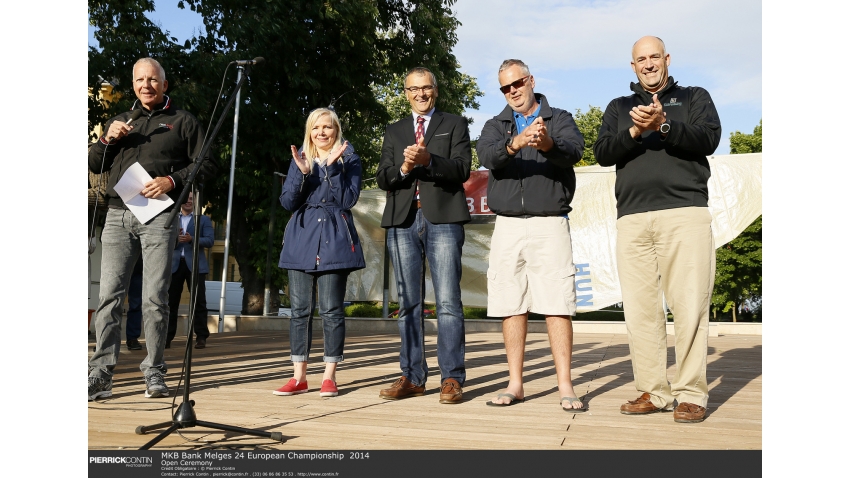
[630,36,670,93]
[632,36,666,59]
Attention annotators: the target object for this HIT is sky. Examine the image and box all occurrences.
[87,0,762,155]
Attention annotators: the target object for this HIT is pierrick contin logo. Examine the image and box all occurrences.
[90,456,153,467]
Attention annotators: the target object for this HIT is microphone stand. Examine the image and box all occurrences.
[135,64,284,449]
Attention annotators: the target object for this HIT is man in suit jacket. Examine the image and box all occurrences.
[167,191,215,349]
[376,66,472,404]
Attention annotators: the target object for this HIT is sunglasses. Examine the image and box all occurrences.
[499,76,530,94]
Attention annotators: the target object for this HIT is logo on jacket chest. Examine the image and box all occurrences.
[663,98,682,107]
[158,123,174,130]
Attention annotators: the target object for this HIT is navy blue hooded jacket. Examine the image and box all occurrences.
[278,143,365,272]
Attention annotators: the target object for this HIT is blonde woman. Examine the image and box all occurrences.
[273,108,365,397]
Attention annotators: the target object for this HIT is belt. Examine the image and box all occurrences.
[412,199,421,209]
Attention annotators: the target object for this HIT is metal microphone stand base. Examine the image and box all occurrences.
[135,401,284,449]
[135,186,285,450]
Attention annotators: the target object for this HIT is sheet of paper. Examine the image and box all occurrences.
[114,162,174,223]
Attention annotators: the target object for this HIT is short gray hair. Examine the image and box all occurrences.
[133,57,167,82]
[498,59,530,76]
[405,67,437,88]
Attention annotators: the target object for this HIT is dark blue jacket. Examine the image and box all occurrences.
[172,213,214,274]
[477,94,584,216]
[278,143,365,272]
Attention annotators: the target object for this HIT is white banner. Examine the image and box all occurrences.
[346,153,762,312]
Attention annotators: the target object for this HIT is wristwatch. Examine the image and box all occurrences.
[659,122,671,134]
[505,137,518,154]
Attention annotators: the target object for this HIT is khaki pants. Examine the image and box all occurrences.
[616,207,715,408]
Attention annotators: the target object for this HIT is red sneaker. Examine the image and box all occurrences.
[319,380,338,397]
[272,379,308,396]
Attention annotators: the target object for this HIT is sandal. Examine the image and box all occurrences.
[486,393,525,407]
[561,396,588,413]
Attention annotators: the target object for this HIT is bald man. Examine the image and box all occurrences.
[593,37,721,423]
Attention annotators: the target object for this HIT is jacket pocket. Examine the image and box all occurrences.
[340,213,356,252]
[486,269,514,294]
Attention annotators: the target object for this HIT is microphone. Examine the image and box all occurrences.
[126,108,144,126]
[231,57,265,66]
[106,109,144,143]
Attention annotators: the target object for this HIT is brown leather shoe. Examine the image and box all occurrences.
[673,402,706,423]
[195,338,206,349]
[379,376,425,400]
[620,392,669,415]
[438,378,463,404]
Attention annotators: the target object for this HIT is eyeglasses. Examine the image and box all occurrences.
[499,76,530,94]
[405,85,435,94]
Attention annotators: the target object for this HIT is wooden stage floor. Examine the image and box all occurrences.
[87,329,761,450]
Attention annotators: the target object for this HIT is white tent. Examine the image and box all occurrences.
[345,153,762,312]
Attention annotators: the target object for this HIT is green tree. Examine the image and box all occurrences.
[729,119,762,154]
[712,120,763,321]
[90,0,482,314]
[88,0,189,139]
[573,105,603,166]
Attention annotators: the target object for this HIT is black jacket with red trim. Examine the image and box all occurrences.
[88,96,217,210]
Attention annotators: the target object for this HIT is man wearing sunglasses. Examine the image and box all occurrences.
[376,67,473,404]
[594,36,721,423]
[476,59,585,411]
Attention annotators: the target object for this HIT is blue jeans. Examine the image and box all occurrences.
[125,257,143,340]
[287,269,349,363]
[89,209,178,379]
[387,208,466,386]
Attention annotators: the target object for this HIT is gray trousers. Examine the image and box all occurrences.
[89,208,178,379]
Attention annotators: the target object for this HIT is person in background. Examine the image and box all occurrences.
[167,191,215,350]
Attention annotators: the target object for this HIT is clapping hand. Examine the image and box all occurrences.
[325,140,350,166]
[402,136,430,173]
[290,145,312,174]
[510,117,552,152]
[629,94,666,137]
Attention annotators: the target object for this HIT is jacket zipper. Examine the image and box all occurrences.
[281,215,293,247]
[519,177,526,215]
[340,213,355,252]
[510,122,527,216]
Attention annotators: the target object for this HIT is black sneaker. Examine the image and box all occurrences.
[88,376,113,401]
[126,338,142,350]
[144,371,169,398]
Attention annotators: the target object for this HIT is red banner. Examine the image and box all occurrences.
[462,170,493,215]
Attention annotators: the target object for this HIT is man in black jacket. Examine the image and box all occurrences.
[376,67,472,404]
[594,37,721,423]
[477,59,586,411]
[88,58,217,401]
